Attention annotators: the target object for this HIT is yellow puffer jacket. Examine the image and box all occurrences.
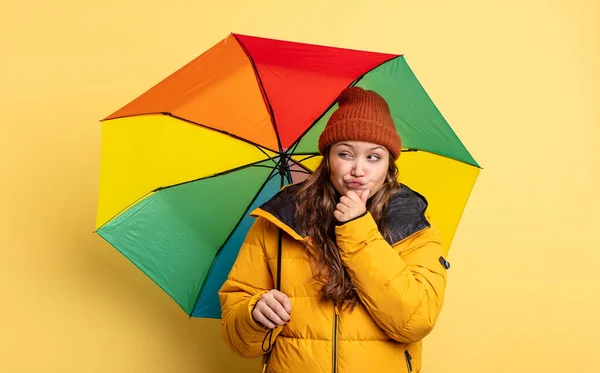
[219,184,449,373]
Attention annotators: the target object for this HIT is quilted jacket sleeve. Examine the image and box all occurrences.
[335,212,448,343]
[218,218,283,358]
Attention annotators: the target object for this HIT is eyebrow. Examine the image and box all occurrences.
[336,143,385,151]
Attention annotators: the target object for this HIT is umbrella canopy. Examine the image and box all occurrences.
[95,33,480,318]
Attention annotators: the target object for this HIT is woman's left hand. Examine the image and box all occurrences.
[334,189,370,223]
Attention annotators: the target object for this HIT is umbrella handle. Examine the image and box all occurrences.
[261,228,283,368]
[275,229,282,290]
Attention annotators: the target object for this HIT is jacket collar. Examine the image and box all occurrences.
[251,182,430,246]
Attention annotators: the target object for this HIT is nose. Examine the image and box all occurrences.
[351,160,365,177]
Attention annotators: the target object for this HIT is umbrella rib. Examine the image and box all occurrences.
[166,112,282,155]
[97,233,193,316]
[286,156,314,174]
[190,168,278,316]
[287,55,401,151]
[409,148,482,168]
[285,162,293,183]
[289,153,320,162]
[289,169,311,175]
[153,159,279,192]
[95,158,279,232]
[234,34,283,153]
[278,143,315,176]
[101,112,280,154]
[255,147,279,166]
[287,138,301,155]
[265,168,282,184]
[251,164,280,170]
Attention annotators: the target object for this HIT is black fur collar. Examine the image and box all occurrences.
[256,182,430,245]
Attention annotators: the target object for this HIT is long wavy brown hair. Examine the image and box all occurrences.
[294,147,400,310]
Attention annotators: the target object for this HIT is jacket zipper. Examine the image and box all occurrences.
[405,350,413,372]
[333,304,339,373]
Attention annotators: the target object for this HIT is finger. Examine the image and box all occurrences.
[336,203,350,213]
[345,190,360,202]
[264,305,287,326]
[339,196,352,206]
[334,210,346,222]
[360,189,370,202]
[254,309,277,329]
[266,297,290,322]
[272,291,293,314]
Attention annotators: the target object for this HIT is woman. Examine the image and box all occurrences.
[219,87,449,373]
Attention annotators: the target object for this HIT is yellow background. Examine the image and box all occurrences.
[1,0,598,372]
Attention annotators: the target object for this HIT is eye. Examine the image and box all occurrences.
[368,154,382,161]
[338,152,352,159]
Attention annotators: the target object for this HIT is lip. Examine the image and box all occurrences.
[344,181,365,189]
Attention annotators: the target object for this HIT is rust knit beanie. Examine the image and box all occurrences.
[318,87,402,160]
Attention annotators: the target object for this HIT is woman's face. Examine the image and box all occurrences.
[328,141,391,198]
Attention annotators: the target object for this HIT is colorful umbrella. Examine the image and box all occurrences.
[94,33,480,319]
